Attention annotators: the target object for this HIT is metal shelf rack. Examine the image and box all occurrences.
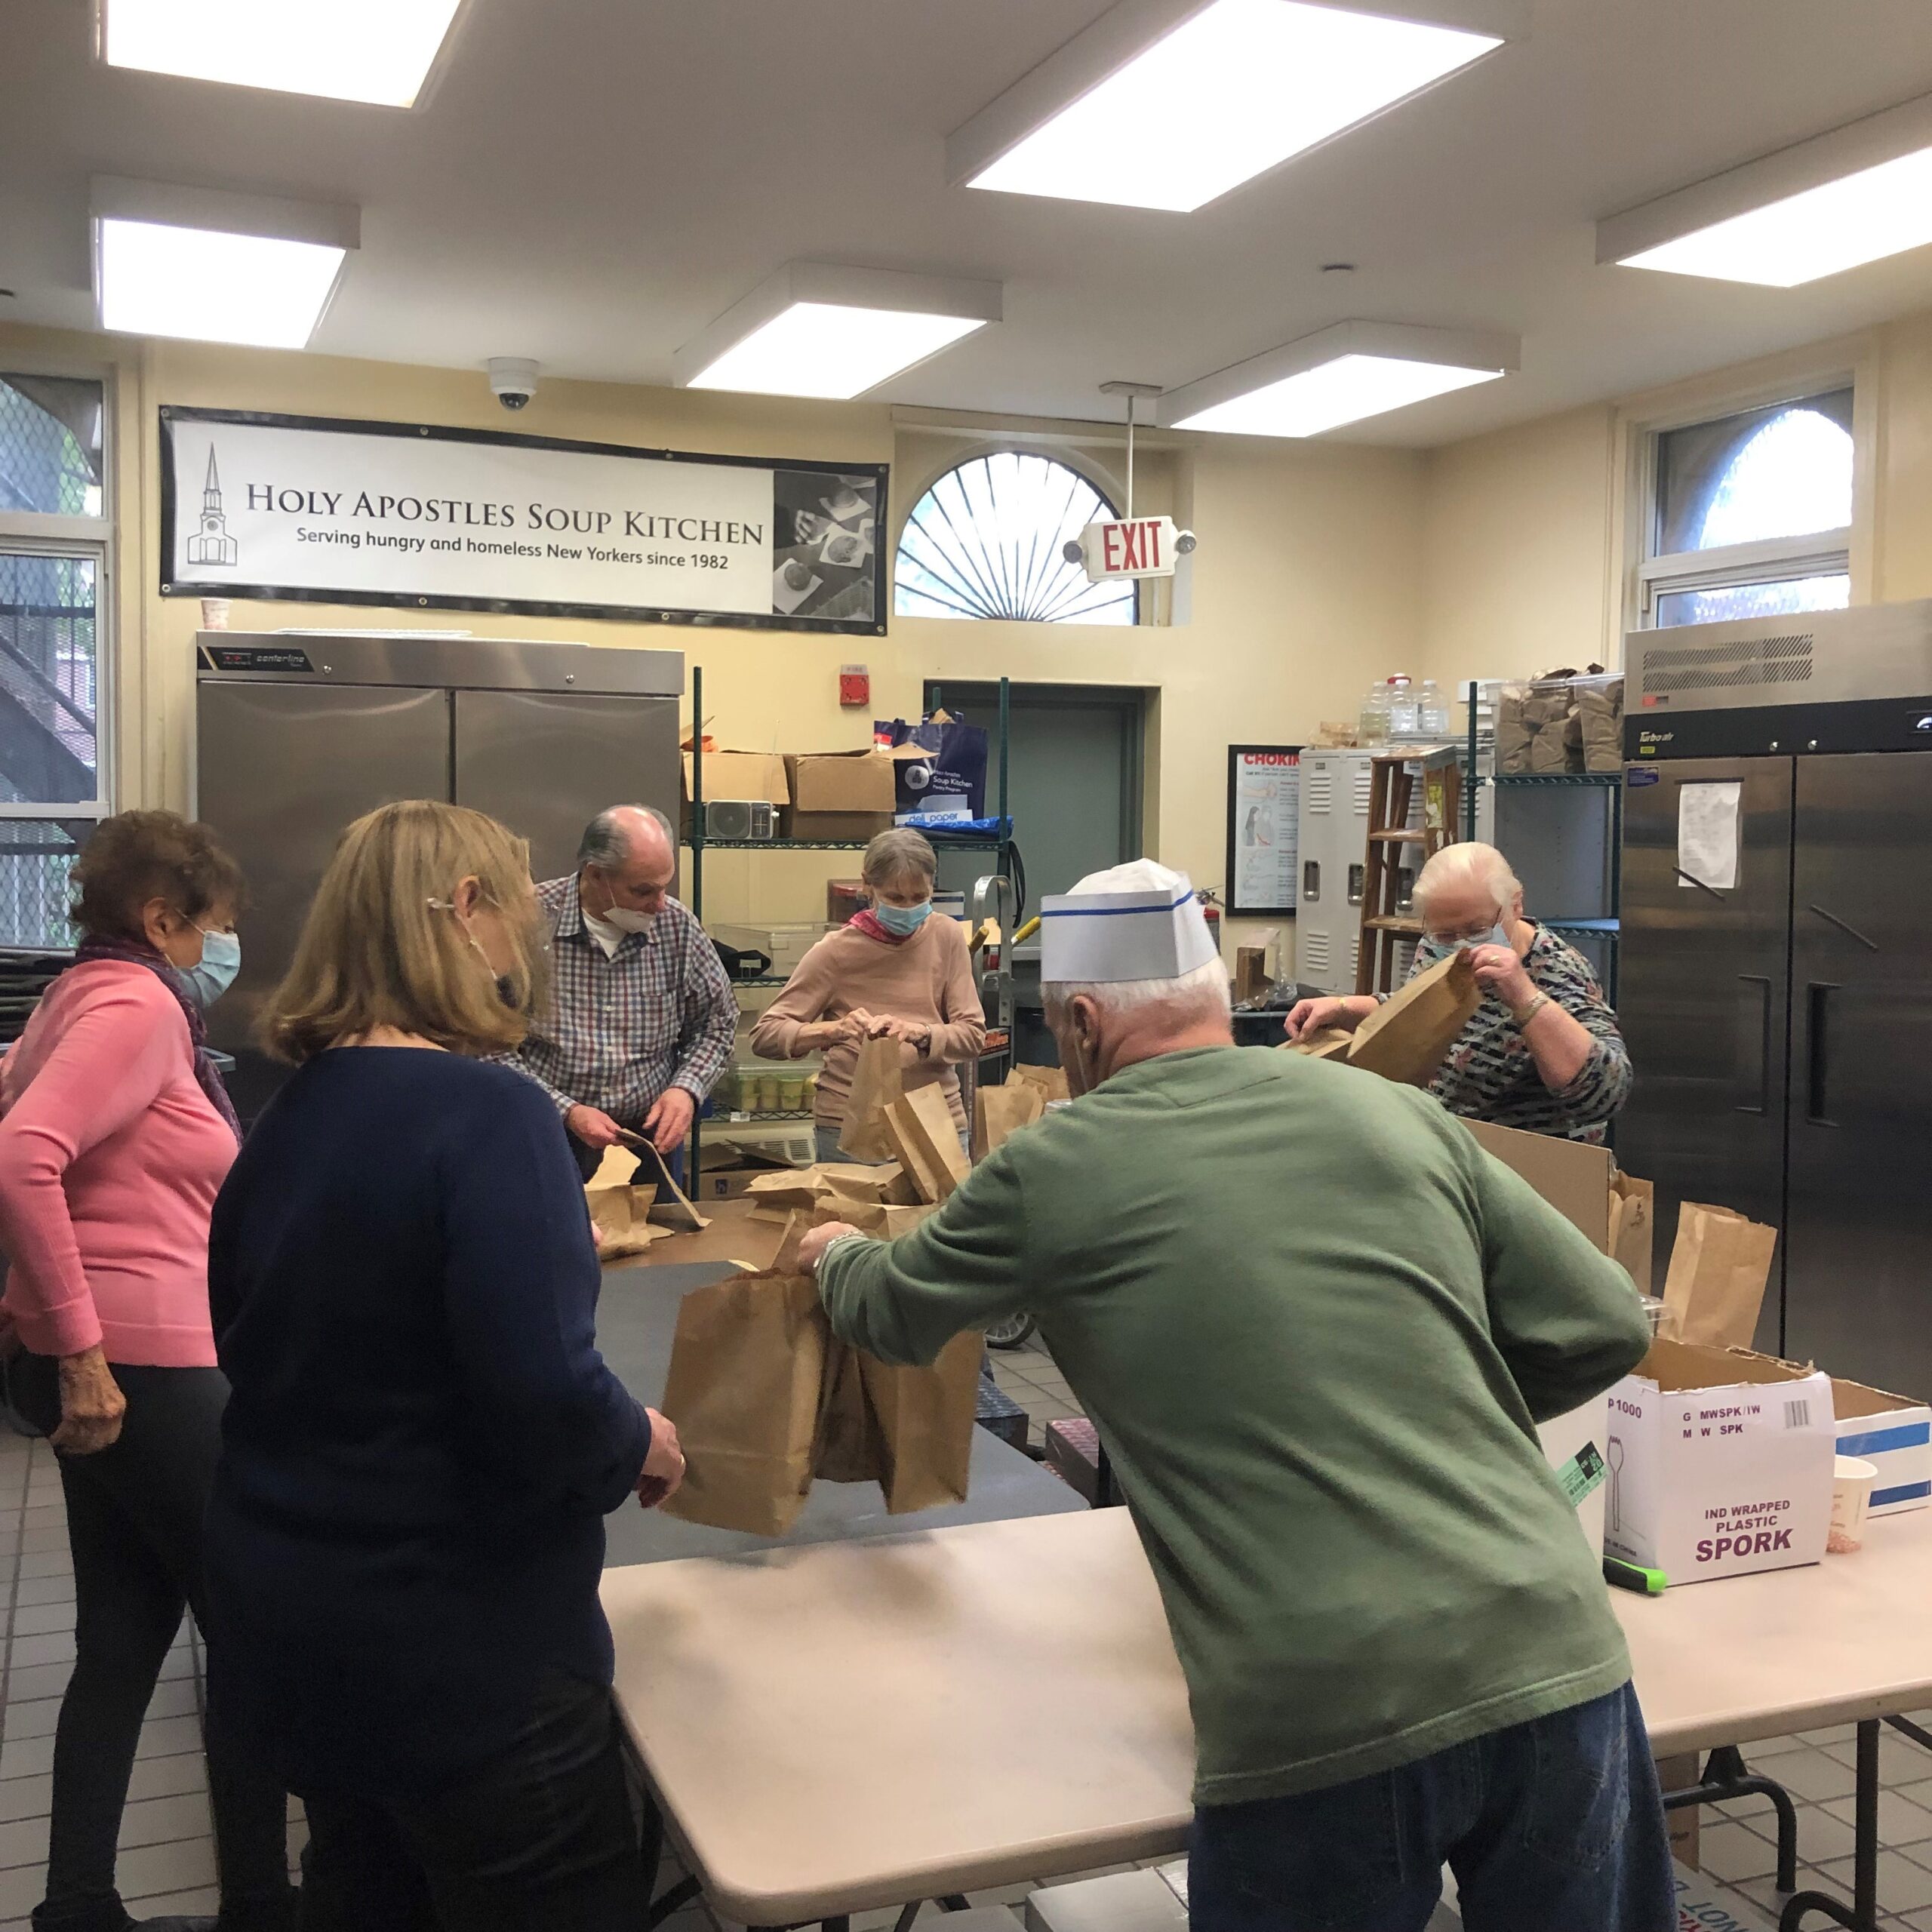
[682,666,1017,1178]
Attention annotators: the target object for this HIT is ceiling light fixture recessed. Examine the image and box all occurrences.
[1599,92,1932,287]
[1159,320,1516,435]
[91,177,358,349]
[98,0,467,108]
[673,263,1002,400]
[949,0,1523,214]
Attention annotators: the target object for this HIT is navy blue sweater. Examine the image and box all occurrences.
[203,1048,649,1798]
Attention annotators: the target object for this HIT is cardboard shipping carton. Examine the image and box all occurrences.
[1604,1340,1835,1585]
[1832,1377,1932,1518]
[680,749,789,833]
[783,749,898,841]
[1466,1119,1617,1252]
[710,921,832,980]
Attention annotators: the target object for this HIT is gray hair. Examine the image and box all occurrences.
[861,827,937,891]
[577,804,675,870]
[1413,841,1522,920]
[1043,957,1232,1025]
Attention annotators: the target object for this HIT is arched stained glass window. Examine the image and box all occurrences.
[894,453,1136,624]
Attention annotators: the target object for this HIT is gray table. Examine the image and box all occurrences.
[598,1260,1084,1565]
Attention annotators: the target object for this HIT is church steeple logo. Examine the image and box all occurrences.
[186,447,238,568]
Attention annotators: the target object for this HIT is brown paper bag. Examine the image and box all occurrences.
[840,1199,940,1239]
[897,1084,970,1200]
[1577,678,1624,774]
[660,1262,829,1535]
[838,1034,904,1158]
[860,1330,982,1514]
[1609,1171,1655,1296]
[811,1342,884,1485]
[743,1162,906,1211]
[879,1102,947,1204]
[623,1136,710,1232]
[1661,1201,1778,1349]
[585,1149,675,1258]
[972,1080,1047,1161]
[1008,1063,1070,1105]
[1282,1026,1355,1061]
[1346,949,1481,1087]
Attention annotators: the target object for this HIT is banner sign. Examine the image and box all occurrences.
[1226,744,1302,916]
[159,408,889,635]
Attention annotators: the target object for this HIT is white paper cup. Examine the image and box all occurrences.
[200,598,232,631]
[1829,1454,1878,1554]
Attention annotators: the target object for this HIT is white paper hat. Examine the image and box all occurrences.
[1039,860,1219,984]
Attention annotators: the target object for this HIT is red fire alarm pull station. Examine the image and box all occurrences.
[839,665,870,707]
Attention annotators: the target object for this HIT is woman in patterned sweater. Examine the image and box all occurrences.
[1285,842,1631,1144]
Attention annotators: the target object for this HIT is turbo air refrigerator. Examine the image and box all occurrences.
[1616,599,1932,1393]
[194,630,682,1121]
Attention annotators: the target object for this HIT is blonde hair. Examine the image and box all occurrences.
[1413,841,1522,921]
[861,827,937,893]
[261,800,546,1064]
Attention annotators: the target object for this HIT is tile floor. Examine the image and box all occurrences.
[6,1386,1932,1931]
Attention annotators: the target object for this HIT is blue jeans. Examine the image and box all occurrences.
[1188,1683,1672,1932]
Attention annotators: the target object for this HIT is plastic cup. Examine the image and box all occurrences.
[1829,1455,1878,1554]
[1639,1296,1668,1337]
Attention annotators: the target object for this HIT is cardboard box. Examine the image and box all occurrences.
[1604,1340,1835,1585]
[680,749,788,832]
[1832,1377,1932,1517]
[688,1166,771,1202]
[783,749,897,841]
[1466,1118,1616,1252]
[710,921,831,978]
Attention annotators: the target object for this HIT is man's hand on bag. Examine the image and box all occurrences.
[636,1408,685,1509]
[798,1220,860,1274]
[566,1104,624,1151]
[53,1345,125,1457]
[642,1087,696,1155]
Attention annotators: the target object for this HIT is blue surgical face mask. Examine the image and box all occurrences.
[183,928,241,1011]
[875,898,932,937]
[1417,919,1509,966]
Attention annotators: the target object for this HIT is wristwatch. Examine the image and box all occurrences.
[1514,992,1552,1027]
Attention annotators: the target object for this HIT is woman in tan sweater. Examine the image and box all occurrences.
[752,829,986,1161]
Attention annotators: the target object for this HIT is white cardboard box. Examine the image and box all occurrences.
[1604,1340,1835,1585]
[1831,1377,1932,1518]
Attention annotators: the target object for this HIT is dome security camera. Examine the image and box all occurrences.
[488,358,539,411]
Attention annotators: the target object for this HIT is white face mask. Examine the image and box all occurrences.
[601,906,656,936]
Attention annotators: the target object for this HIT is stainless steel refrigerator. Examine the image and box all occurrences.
[1617,600,1932,1392]
[194,629,682,1120]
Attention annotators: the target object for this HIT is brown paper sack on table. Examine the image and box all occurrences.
[1660,1201,1778,1349]
[860,1331,982,1514]
[659,1245,828,1537]
[882,1085,971,1203]
[625,1137,710,1232]
[743,1162,906,1211]
[972,1080,1047,1162]
[1609,1171,1656,1297]
[1008,1063,1071,1106]
[838,1033,903,1158]
[1345,949,1481,1087]
[839,1200,940,1239]
[584,1150,672,1259]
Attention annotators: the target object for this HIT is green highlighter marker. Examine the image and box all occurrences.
[1604,1556,1668,1595]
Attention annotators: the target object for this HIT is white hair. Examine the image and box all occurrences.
[1413,841,1521,920]
[1043,956,1232,1024]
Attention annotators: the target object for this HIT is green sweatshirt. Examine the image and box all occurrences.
[818,1045,1650,1807]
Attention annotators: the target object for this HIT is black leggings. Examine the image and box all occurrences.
[10,1353,292,1930]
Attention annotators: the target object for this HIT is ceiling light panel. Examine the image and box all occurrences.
[674,264,1002,400]
[99,0,466,108]
[91,178,358,349]
[1160,321,1516,435]
[1599,92,1932,288]
[952,0,1517,213]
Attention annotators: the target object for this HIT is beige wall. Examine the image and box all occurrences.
[0,321,1426,955]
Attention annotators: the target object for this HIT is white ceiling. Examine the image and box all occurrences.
[6,0,1932,445]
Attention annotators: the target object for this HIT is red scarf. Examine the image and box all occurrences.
[846,909,907,946]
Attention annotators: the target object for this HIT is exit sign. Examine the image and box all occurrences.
[1069,515,1189,582]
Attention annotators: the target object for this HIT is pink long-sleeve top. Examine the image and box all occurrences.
[0,961,235,1365]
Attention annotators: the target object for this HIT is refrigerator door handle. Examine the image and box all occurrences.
[1804,981,1841,1128]
[1806,902,1881,952]
[1734,974,1773,1115]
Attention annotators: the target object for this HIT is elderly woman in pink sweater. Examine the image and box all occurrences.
[752,828,986,1163]
[0,812,289,1932]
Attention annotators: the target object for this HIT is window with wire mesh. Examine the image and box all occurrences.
[0,552,99,806]
[1645,389,1853,629]
[0,819,86,951]
[894,453,1137,624]
[0,376,105,518]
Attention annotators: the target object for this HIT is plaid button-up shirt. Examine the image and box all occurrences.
[511,875,736,1128]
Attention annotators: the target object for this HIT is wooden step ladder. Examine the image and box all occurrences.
[1355,749,1463,995]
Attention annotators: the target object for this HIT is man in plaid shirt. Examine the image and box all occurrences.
[515,804,736,1180]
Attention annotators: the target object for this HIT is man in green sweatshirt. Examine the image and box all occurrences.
[798,860,1668,1932]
